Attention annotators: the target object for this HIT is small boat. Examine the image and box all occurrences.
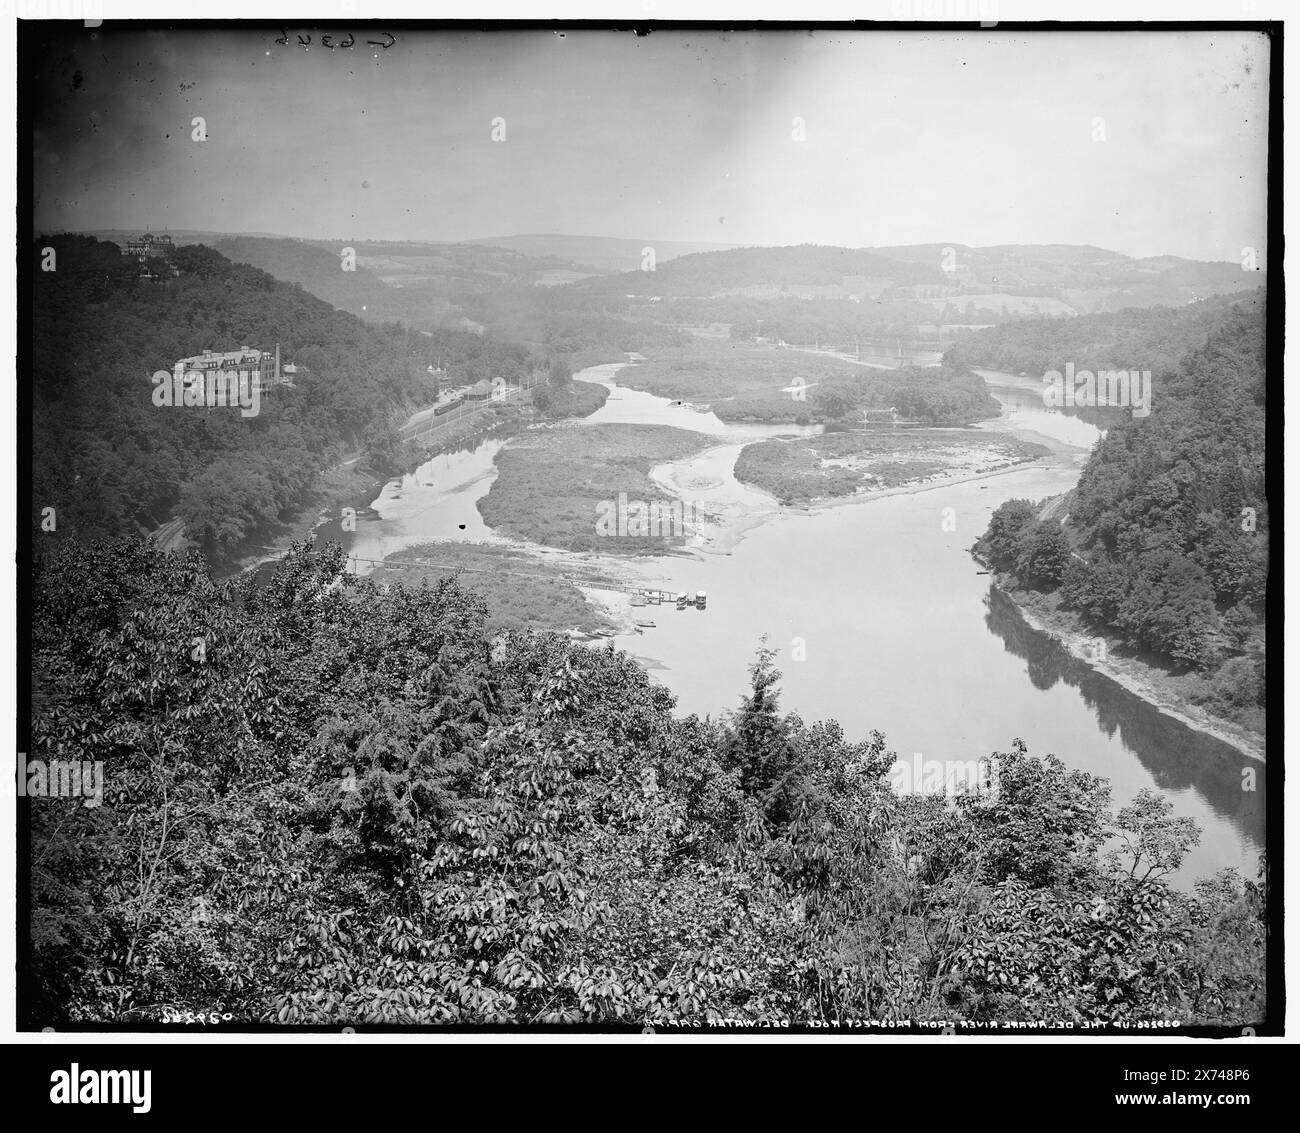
[630,596,647,607]
[975,570,989,576]
[635,619,656,628]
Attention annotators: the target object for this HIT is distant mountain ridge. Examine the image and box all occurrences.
[463,233,739,273]
[558,240,1259,314]
[86,228,1261,344]
[85,228,297,246]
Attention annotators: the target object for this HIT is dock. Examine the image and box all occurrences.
[628,587,707,611]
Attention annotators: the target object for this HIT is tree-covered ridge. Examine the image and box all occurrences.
[27,538,1265,1027]
[213,236,589,331]
[943,290,1263,377]
[562,242,1254,306]
[873,243,1255,308]
[212,236,398,317]
[976,308,1267,727]
[32,236,533,556]
[567,244,947,299]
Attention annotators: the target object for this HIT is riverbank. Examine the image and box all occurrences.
[211,353,1261,885]
[227,396,547,579]
[267,353,1267,777]
[368,541,621,636]
[984,572,1265,764]
[644,441,1067,557]
[590,354,1062,556]
[733,428,1052,506]
[220,457,389,580]
[636,357,1267,766]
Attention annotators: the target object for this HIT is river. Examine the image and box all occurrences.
[314,359,1265,887]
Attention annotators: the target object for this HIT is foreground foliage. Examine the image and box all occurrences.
[28,540,1266,1027]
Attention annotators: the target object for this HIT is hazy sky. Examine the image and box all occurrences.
[32,27,1270,260]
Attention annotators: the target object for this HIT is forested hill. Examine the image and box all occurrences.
[465,232,737,273]
[212,236,397,317]
[212,236,590,331]
[210,235,692,365]
[870,243,1252,305]
[977,305,1267,729]
[943,290,1264,377]
[561,242,1254,310]
[31,235,532,555]
[568,244,947,299]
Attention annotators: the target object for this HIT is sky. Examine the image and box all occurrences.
[31,26,1270,261]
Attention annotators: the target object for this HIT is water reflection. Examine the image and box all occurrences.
[976,368,1129,436]
[984,585,1264,852]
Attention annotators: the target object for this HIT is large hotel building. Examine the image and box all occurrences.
[171,345,300,395]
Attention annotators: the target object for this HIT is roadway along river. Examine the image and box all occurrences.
[321,360,1265,888]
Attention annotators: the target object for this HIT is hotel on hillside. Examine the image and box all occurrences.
[170,345,302,395]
